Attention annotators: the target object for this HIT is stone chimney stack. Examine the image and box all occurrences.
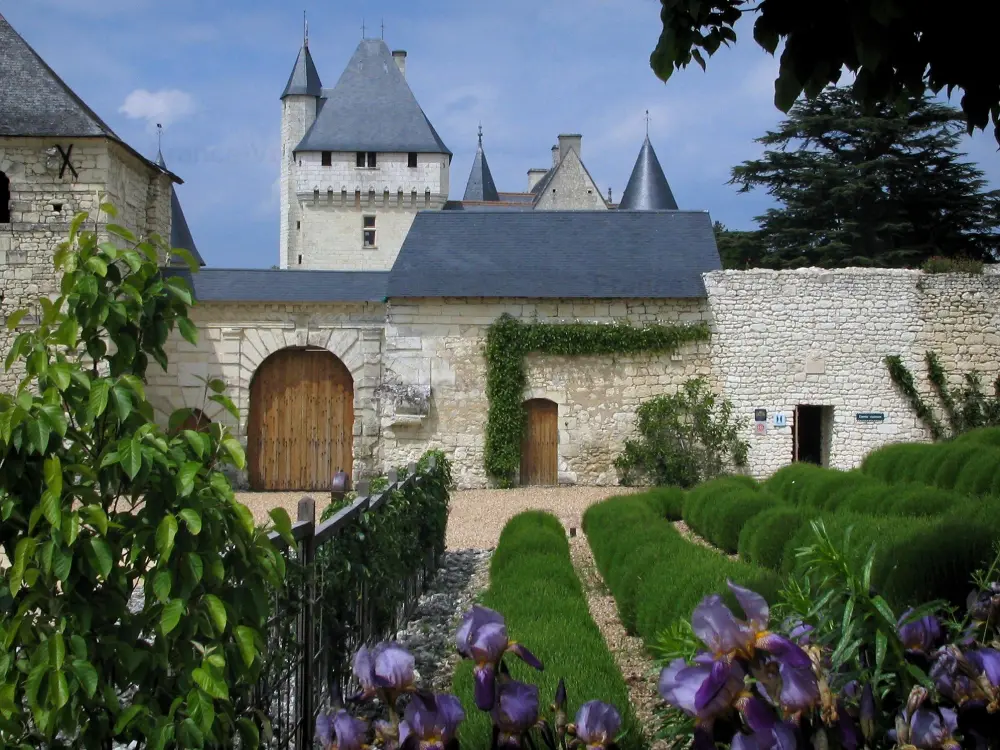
[392,50,407,78]
[558,134,582,163]
[527,168,548,191]
[551,145,560,167]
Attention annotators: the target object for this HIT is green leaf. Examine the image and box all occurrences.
[269,507,294,545]
[182,429,209,459]
[5,308,27,331]
[99,202,119,218]
[81,505,109,536]
[171,247,200,272]
[203,594,227,633]
[164,277,194,306]
[26,418,51,454]
[237,718,260,748]
[106,224,136,243]
[774,64,803,112]
[49,634,65,670]
[156,515,178,561]
[50,670,69,710]
[186,553,203,584]
[41,489,61,530]
[70,660,98,699]
[113,704,146,734]
[89,538,113,579]
[160,599,184,636]
[47,362,72,391]
[111,384,132,422]
[38,403,67,437]
[176,462,200,498]
[177,317,198,346]
[188,688,215,735]
[178,507,202,534]
[208,378,226,394]
[152,570,172,602]
[121,437,143,479]
[234,626,257,668]
[88,379,110,421]
[222,437,246,469]
[191,668,228,700]
[84,256,108,276]
[208,393,238,420]
[10,537,37,594]
[44,456,63,494]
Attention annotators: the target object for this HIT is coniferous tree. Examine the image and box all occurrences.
[730,87,1000,269]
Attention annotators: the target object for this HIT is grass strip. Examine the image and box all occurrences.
[451,511,645,750]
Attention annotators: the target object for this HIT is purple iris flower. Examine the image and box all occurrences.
[658,657,746,723]
[897,611,943,655]
[491,680,540,748]
[904,707,960,749]
[775,662,820,714]
[731,721,799,750]
[316,709,368,750]
[353,642,416,700]
[731,733,759,750]
[574,701,621,749]
[967,647,1000,687]
[456,606,543,710]
[398,693,465,750]
[931,646,980,706]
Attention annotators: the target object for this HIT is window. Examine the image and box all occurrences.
[322,151,332,166]
[357,151,376,168]
[0,172,9,223]
[298,254,303,265]
[408,152,418,168]
[296,220,301,230]
[367,152,377,168]
[356,152,366,167]
[363,215,376,247]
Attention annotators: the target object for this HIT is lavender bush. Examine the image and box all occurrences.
[316,604,624,750]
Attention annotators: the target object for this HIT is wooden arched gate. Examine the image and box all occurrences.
[247,347,354,491]
[520,399,558,486]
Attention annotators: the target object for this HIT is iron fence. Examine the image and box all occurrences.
[251,458,440,749]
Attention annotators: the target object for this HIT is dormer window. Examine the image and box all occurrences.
[356,151,376,168]
[408,152,418,168]
[322,151,332,166]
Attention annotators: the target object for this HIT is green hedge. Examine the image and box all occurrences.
[646,486,686,520]
[955,427,1000,447]
[681,476,777,553]
[452,511,644,750]
[583,493,781,645]
[737,506,811,569]
[862,439,1000,499]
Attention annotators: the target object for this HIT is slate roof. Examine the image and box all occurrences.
[618,136,678,211]
[162,268,390,303]
[295,39,451,156]
[156,151,205,267]
[462,132,500,202]
[0,13,180,181]
[387,210,721,299]
[280,43,323,99]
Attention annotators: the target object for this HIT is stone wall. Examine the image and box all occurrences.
[0,136,171,390]
[279,95,317,269]
[144,300,386,486]
[378,297,712,488]
[704,267,1000,477]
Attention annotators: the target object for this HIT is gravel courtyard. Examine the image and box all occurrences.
[235,485,644,549]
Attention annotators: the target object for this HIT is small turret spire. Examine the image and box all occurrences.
[645,109,650,136]
[618,135,678,211]
[463,126,499,202]
[477,122,483,148]
[303,10,308,47]
[155,123,166,168]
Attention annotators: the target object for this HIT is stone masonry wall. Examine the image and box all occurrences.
[0,137,171,391]
[379,297,712,488]
[705,268,1000,477]
[144,299,386,487]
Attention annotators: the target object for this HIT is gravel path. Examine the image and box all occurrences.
[568,535,670,750]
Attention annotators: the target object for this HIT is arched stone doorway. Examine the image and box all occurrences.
[247,347,354,491]
[520,398,558,486]
[0,171,10,223]
[174,408,211,433]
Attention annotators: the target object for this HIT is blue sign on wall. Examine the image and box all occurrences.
[773,412,787,428]
[856,412,886,423]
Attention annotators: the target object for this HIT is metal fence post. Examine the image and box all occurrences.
[297,497,316,749]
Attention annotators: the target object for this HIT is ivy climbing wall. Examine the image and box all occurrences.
[380,297,713,488]
[704,267,1000,477]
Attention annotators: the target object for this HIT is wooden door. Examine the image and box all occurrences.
[520,399,558,486]
[248,348,354,491]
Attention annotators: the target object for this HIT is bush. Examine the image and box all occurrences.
[682,477,758,542]
[614,378,749,488]
[682,484,779,554]
[764,462,828,504]
[932,443,982,489]
[0,210,285,747]
[452,511,644,750]
[646,485,686,520]
[921,256,985,274]
[955,426,1000,447]
[737,506,812,569]
[802,470,880,511]
[584,493,781,643]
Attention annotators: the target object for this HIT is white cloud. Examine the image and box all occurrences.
[118,89,195,130]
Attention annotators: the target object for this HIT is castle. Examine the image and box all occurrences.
[3,14,1000,490]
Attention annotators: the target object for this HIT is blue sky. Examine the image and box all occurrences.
[5,0,999,269]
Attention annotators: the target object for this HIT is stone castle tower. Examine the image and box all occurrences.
[279,31,452,271]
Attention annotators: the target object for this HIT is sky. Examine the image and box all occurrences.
[4,0,999,269]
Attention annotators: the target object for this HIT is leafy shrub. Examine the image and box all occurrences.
[932,443,982,489]
[682,482,778,554]
[452,511,644,750]
[0,210,287,747]
[763,462,826,504]
[955,426,1000,447]
[922,255,985,274]
[837,482,897,515]
[614,378,749,488]
[737,506,812,569]
[646,485,685,520]
[801,469,880,511]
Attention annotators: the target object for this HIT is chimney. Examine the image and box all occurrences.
[527,168,548,191]
[558,134,582,163]
[392,50,407,78]
[551,145,560,168]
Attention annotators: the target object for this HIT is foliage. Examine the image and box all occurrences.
[712,221,766,270]
[0,208,289,748]
[655,521,1000,749]
[649,0,1000,146]
[922,256,986,274]
[728,87,1000,269]
[582,492,781,643]
[483,313,711,486]
[737,506,810,569]
[613,378,749,488]
[451,511,644,750]
[863,436,1000,499]
[644,486,685,521]
[681,477,777,553]
[885,354,947,439]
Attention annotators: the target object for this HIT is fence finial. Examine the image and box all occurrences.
[356,479,370,497]
[407,461,417,476]
[298,496,316,523]
[388,468,399,484]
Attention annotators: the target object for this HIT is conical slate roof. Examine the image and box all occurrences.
[157,151,205,267]
[618,136,678,211]
[463,129,499,202]
[281,43,322,99]
[296,39,451,155]
[0,12,119,138]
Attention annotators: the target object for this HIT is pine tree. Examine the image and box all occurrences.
[730,87,1000,269]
